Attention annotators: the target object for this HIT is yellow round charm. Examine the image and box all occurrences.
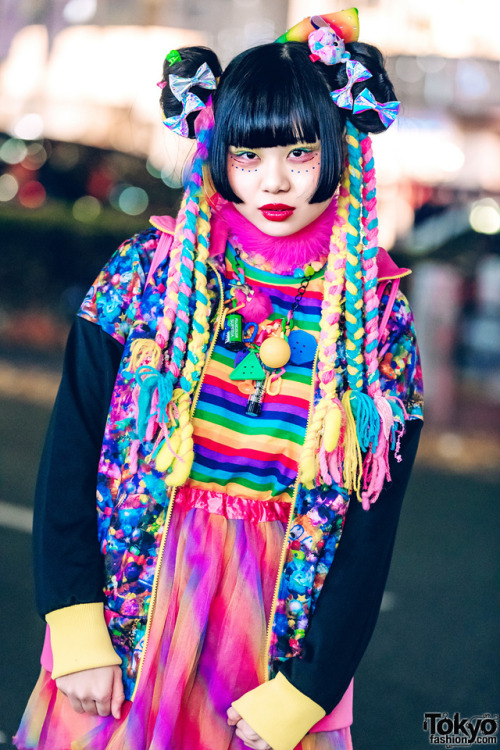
[259,336,291,368]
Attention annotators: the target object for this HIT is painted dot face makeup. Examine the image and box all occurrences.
[227,142,333,236]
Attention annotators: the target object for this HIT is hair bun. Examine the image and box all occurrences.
[159,46,222,139]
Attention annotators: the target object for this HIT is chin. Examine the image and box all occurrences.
[256,221,303,237]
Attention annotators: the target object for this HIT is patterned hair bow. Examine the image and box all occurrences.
[330,60,372,109]
[161,62,217,137]
[352,88,400,128]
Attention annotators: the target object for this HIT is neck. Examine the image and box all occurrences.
[213,196,337,274]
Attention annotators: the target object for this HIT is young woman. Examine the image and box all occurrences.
[15,9,423,750]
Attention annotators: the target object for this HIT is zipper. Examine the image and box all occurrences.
[262,343,320,680]
[132,261,225,700]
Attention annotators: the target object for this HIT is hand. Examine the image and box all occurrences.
[227,706,272,749]
[55,665,124,719]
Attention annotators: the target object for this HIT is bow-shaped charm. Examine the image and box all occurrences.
[169,62,216,103]
[163,92,207,137]
[330,60,371,109]
[353,88,400,128]
[161,62,217,137]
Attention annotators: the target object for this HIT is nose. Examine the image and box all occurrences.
[261,155,290,194]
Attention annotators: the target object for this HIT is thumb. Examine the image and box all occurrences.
[226,705,242,726]
[111,667,125,720]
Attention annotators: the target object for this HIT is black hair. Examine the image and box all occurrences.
[160,40,397,204]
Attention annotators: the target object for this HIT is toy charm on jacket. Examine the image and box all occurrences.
[15,7,423,750]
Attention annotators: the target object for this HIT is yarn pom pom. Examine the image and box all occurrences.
[234,287,273,324]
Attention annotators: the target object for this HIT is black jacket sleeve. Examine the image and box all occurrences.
[33,316,123,618]
[277,417,423,713]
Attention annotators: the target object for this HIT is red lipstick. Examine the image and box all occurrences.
[259,203,295,222]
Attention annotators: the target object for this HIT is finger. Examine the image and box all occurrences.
[111,669,125,720]
[67,695,85,714]
[235,725,261,748]
[95,693,112,718]
[80,698,98,715]
[236,719,261,740]
[226,706,241,725]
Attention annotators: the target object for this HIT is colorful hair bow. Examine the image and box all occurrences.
[163,93,208,137]
[308,25,349,65]
[161,62,217,137]
[330,60,372,109]
[353,88,400,128]
[169,62,216,104]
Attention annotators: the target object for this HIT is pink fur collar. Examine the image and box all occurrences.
[211,196,338,274]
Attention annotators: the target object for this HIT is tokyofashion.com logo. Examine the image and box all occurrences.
[423,713,499,746]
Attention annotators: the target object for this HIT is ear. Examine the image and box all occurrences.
[160,127,197,188]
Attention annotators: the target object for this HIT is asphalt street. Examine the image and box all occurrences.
[0,386,498,750]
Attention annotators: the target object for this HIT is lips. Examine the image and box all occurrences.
[258,203,296,222]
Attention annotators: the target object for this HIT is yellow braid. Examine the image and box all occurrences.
[300,167,350,487]
[165,389,194,487]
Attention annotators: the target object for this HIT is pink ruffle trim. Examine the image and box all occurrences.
[176,485,291,523]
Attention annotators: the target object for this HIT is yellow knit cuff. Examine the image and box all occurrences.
[46,602,122,679]
[232,672,326,750]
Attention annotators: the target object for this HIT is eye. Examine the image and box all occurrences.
[230,150,259,162]
[288,147,318,162]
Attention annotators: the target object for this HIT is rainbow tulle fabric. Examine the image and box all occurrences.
[15,491,353,750]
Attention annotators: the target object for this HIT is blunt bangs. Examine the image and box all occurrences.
[209,42,345,204]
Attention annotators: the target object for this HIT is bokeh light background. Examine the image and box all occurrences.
[0,1,499,748]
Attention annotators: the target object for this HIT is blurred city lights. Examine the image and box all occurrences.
[13,113,44,140]
[72,195,102,222]
[63,0,97,24]
[17,180,46,208]
[110,184,149,216]
[24,143,48,170]
[50,143,80,170]
[146,159,162,179]
[438,143,465,173]
[469,198,500,235]
[0,174,19,202]
[0,138,28,165]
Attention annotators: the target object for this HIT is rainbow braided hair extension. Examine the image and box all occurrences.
[301,121,395,505]
[132,103,215,486]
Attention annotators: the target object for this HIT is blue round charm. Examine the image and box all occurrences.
[288,329,317,365]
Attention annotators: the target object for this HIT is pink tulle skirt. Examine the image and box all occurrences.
[15,490,353,750]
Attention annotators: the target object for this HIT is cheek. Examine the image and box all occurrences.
[289,153,321,195]
[227,156,258,200]
[292,155,322,198]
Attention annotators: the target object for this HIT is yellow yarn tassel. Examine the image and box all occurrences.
[165,389,194,487]
[341,390,363,500]
[129,339,163,372]
[323,402,343,453]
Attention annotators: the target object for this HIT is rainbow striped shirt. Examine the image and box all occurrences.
[187,247,324,502]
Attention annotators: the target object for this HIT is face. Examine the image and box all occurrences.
[227,141,333,236]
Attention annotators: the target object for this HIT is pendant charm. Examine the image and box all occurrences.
[288,329,317,365]
[230,350,266,381]
[246,377,267,417]
[223,311,244,351]
[259,335,291,369]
